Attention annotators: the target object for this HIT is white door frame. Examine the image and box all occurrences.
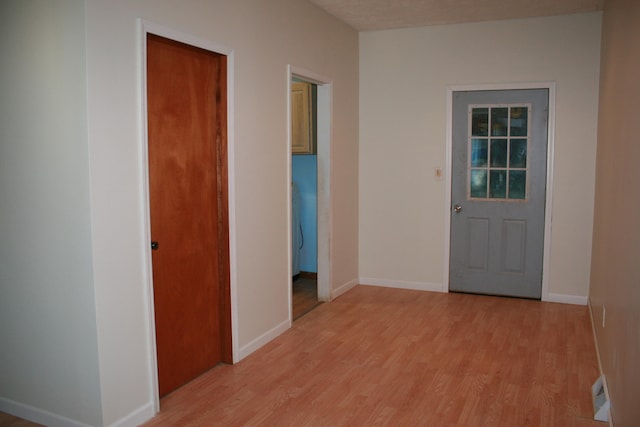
[287,65,333,323]
[138,19,239,413]
[444,82,556,302]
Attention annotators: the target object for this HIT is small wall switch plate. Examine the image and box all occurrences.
[434,167,443,180]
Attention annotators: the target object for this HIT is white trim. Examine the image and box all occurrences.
[141,21,233,56]
[287,65,334,320]
[540,84,556,303]
[137,18,159,416]
[225,52,239,366]
[290,66,334,87]
[445,82,556,301]
[546,293,588,306]
[315,83,332,302]
[138,20,238,416]
[0,397,92,427]
[332,278,359,299]
[360,278,444,293]
[237,319,290,361]
[107,402,155,427]
[443,89,453,294]
[286,69,293,321]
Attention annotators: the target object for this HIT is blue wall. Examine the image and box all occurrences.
[292,155,317,272]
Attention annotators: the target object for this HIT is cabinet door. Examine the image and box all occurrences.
[291,82,315,154]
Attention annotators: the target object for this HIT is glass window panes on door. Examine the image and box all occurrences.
[468,105,529,200]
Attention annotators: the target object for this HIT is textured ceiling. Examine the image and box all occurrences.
[308,0,605,31]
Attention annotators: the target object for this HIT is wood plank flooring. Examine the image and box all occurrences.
[0,412,41,427]
[143,285,603,426]
[292,276,322,321]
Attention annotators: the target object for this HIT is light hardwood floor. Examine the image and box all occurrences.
[0,412,41,427]
[142,285,603,426]
[292,276,322,321]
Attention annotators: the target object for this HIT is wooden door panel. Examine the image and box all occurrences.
[147,34,228,397]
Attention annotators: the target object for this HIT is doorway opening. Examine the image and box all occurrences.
[291,78,320,320]
[146,32,231,397]
[444,83,556,302]
[141,21,236,412]
[288,66,332,322]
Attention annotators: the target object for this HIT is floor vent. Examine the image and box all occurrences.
[592,375,610,422]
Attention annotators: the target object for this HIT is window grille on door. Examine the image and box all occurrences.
[468,104,531,201]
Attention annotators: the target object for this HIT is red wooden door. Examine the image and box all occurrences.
[147,34,231,397]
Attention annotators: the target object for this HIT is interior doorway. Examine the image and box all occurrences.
[449,89,549,299]
[145,31,232,399]
[291,78,320,320]
[444,83,556,302]
[288,66,332,322]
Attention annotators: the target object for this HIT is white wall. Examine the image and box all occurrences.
[0,1,103,426]
[83,0,359,425]
[590,0,640,425]
[0,1,358,425]
[359,13,602,300]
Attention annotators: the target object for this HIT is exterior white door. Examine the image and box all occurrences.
[449,89,549,299]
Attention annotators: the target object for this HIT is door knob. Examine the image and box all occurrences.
[151,241,159,250]
[453,205,462,213]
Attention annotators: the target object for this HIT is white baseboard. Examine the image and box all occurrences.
[0,397,92,427]
[359,277,445,293]
[359,279,585,305]
[237,319,290,361]
[545,293,588,306]
[107,401,155,427]
[237,277,360,362]
[331,278,358,300]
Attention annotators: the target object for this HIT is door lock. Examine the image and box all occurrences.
[151,241,159,250]
[453,205,462,213]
